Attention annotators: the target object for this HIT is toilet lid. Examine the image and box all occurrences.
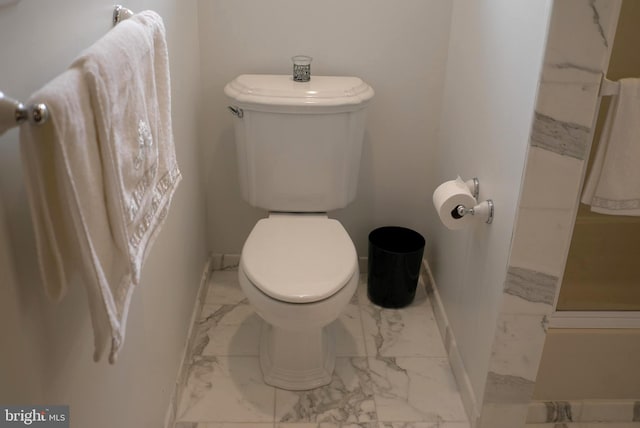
[241,215,357,303]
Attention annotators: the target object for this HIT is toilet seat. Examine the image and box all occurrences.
[240,214,357,304]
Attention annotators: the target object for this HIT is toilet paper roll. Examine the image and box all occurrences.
[433,177,477,230]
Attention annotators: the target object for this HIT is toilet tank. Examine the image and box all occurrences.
[224,74,374,212]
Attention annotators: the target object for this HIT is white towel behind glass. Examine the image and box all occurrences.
[582,78,640,216]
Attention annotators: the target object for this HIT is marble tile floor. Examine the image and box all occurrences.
[173,269,469,428]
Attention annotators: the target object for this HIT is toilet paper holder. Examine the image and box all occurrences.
[465,177,480,200]
[452,177,494,224]
[452,199,494,224]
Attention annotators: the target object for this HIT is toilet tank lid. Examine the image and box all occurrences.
[224,74,374,107]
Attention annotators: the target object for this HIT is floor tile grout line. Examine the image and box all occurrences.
[272,382,277,426]
[356,276,373,359]
[363,353,381,426]
[355,277,383,425]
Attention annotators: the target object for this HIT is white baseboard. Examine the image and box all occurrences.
[164,255,215,428]
[211,253,240,270]
[358,256,367,274]
[421,259,481,428]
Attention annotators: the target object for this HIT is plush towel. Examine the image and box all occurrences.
[19,10,181,363]
[582,79,640,215]
[20,68,116,362]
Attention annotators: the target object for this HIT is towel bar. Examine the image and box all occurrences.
[0,5,134,136]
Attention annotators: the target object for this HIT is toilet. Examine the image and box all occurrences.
[224,74,374,390]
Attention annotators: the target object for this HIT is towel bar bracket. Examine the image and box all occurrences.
[113,5,134,26]
[14,102,48,125]
[14,102,28,124]
[0,92,49,133]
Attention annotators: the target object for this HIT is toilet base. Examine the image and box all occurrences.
[259,323,335,390]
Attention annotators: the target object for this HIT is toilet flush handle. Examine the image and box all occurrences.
[227,106,244,118]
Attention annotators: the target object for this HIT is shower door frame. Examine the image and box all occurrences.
[547,0,640,328]
[549,310,640,328]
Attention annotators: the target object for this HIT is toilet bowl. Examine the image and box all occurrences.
[238,213,359,390]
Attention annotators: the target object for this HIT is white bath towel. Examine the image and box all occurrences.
[19,10,180,363]
[20,68,116,363]
[582,79,640,215]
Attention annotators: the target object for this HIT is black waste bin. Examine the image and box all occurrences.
[367,226,425,308]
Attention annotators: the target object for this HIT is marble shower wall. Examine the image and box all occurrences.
[477,1,622,427]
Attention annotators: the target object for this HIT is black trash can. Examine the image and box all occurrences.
[367,226,426,308]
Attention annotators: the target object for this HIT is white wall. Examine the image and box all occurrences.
[198,0,453,256]
[427,0,552,405]
[0,1,208,427]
